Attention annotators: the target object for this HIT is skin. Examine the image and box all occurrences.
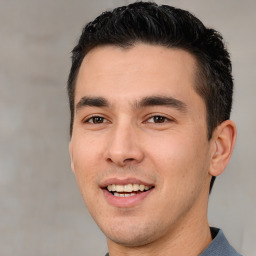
[69,44,236,256]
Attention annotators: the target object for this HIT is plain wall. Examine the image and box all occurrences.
[1,0,255,255]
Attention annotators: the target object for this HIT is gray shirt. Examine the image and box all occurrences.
[200,227,242,256]
[105,227,242,256]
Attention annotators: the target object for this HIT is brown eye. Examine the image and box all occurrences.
[154,116,166,123]
[148,116,169,123]
[86,116,107,124]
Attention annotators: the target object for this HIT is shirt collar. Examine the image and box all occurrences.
[199,227,241,256]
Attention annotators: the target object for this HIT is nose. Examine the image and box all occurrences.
[104,122,144,167]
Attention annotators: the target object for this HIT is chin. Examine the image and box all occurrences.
[101,219,163,247]
[107,231,155,247]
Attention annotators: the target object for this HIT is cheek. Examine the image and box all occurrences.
[146,133,210,188]
[72,133,101,165]
[147,134,194,168]
[146,135,210,220]
[71,137,101,193]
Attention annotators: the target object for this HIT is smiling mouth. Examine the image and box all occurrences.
[106,184,154,197]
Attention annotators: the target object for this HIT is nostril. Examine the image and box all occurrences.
[106,156,136,166]
[104,146,144,166]
[125,158,135,162]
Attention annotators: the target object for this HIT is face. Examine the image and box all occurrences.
[69,44,214,247]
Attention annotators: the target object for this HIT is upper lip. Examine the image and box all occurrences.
[100,177,155,188]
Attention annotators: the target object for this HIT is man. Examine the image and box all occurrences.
[67,2,241,256]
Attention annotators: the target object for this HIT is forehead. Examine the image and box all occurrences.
[75,44,201,107]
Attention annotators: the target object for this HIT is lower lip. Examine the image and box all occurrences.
[102,189,154,208]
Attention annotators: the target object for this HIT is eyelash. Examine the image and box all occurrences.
[83,114,173,125]
[83,115,108,124]
[146,115,172,124]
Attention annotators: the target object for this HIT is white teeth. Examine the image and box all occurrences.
[114,192,124,197]
[107,184,152,192]
[124,184,133,192]
[115,185,124,192]
[133,184,140,191]
[113,192,136,197]
[139,185,145,191]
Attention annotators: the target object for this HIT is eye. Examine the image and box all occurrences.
[147,115,171,123]
[84,116,108,124]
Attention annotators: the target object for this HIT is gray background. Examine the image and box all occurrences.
[0,0,255,255]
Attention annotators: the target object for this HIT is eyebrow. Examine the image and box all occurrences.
[76,95,187,112]
[135,96,187,112]
[76,96,109,111]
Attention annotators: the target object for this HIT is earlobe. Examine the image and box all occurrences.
[209,120,237,177]
[69,142,75,173]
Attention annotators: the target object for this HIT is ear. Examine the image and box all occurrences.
[209,120,237,177]
[69,141,75,173]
